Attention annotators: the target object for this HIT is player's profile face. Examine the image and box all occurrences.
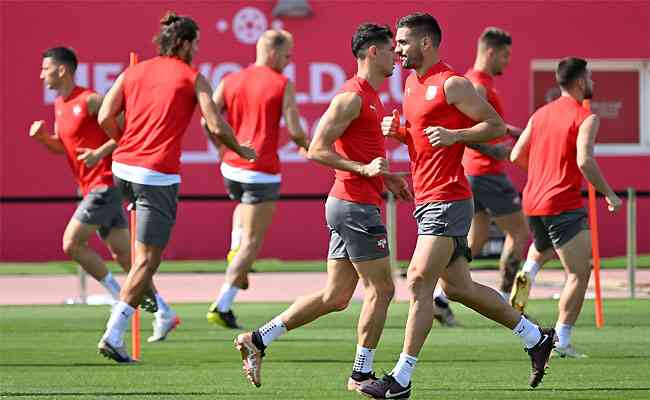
[374,41,395,77]
[395,27,422,70]
[493,45,511,75]
[583,69,593,99]
[40,57,60,89]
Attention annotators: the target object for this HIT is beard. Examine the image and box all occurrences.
[401,51,423,70]
[584,86,593,99]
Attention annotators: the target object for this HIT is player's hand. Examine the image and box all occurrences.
[381,110,400,137]
[360,157,388,177]
[384,173,413,201]
[76,148,101,168]
[238,144,257,161]
[606,192,622,212]
[424,126,457,147]
[29,120,46,139]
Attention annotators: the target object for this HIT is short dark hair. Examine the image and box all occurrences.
[479,27,512,49]
[396,13,442,47]
[42,47,78,73]
[153,11,199,57]
[351,23,394,59]
[556,57,588,89]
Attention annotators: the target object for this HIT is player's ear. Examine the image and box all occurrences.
[367,45,377,58]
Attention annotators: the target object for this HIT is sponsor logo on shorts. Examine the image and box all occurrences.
[377,237,387,249]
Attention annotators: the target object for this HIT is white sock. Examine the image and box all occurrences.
[230,228,242,250]
[154,293,171,316]
[513,316,542,348]
[391,353,417,387]
[555,322,573,348]
[103,301,134,347]
[215,283,239,312]
[353,345,376,373]
[100,272,121,300]
[433,286,448,304]
[522,260,541,283]
[258,316,287,346]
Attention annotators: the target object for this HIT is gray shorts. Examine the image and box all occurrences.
[326,196,389,262]
[467,174,522,217]
[414,198,474,262]
[224,178,281,204]
[529,208,589,252]
[115,177,179,248]
[73,186,128,240]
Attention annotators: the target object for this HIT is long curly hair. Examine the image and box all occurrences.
[153,11,199,58]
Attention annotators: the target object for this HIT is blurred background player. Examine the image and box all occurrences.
[30,47,173,341]
[362,14,554,399]
[233,23,412,390]
[203,29,309,329]
[510,57,622,358]
[95,11,255,362]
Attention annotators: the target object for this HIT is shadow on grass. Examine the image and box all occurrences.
[0,392,219,397]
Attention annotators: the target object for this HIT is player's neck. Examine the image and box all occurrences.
[356,67,384,91]
[473,58,493,76]
[56,79,76,100]
[560,90,584,103]
[415,54,440,77]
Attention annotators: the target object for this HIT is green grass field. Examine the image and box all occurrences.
[1,299,649,399]
[1,254,648,276]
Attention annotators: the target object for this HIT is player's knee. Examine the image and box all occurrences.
[322,291,350,312]
[62,238,80,257]
[370,279,395,302]
[406,270,432,297]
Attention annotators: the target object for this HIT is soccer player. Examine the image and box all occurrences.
[360,14,554,398]
[233,23,412,390]
[95,12,255,363]
[203,30,309,329]
[509,57,622,358]
[31,47,174,342]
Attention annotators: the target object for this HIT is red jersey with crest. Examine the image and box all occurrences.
[462,69,508,176]
[113,56,198,174]
[329,76,385,207]
[221,65,288,174]
[402,62,474,204]
[54,86,113,195]
[523,96,593,215]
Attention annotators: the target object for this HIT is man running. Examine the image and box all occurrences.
[360,13,555,399]
[203,29,309,329]
[509,57,622,358]
[95,12,255,362]
[232,23,411,390]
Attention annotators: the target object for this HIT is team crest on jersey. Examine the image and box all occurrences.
[73,105,82,116]
[425,85,438,100]
[369,104,377,112]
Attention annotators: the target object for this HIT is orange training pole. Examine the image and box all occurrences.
[129,52,142,359]
[583,99,604,328]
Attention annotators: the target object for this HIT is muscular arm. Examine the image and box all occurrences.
[29,120,65,153]
[307,92,386,177]
[576,115,619,204]
[196,74,255,160]
[464,82,511,159]
[283,81,309,150]
[200,80,226,151]
[97,73,125,141]
[510,116,533,170]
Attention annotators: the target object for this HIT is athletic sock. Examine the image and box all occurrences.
[230,228,242,251]
[555,322,573,348]
[352,345,376,374]
[215,282,239,312]
[258,316,287,347]
[103,301,135,347]
[433,286,449,306]
[513,316,542,348]
[391,353,417,387]
[522,260,541,283]
[100,272,121,300]
[154,293,172,316]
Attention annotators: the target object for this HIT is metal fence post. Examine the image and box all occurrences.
[626,187,637,299]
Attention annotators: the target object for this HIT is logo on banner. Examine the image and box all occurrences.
[232,7,268,44]
[425,85,438,100]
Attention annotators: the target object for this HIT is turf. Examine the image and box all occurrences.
[1,299,649,399]
[0,255,648,276]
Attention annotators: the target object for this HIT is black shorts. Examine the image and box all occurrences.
[467,174,522,217]
[529,208,589,252]
[224,178,280,204]
[72,186,128,240]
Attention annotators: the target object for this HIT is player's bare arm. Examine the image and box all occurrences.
[383,172,413,201]
[75,93,119,167]
[196,74,256,161]
[308,92,387,177]
[29,119,65,153]
[425,76,505,147]
[465,81,511,159]
[282,80,309,151]
[98,73,125,141]
[200,80,226,150]
[510,116,533,169]
[381,109,407,144]
[576,114,622,212]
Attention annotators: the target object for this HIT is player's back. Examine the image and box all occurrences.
[221,65,288,174]
[523,96,592,215]
[114,56,198,174]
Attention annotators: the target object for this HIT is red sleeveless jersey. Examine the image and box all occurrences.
[462,69,508,176]
[113,56,198,174]
[523,96,593,215]
[221,65,288,174]
[329,76,386,207]
[402,62,474,204]
[55,86,114,195]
